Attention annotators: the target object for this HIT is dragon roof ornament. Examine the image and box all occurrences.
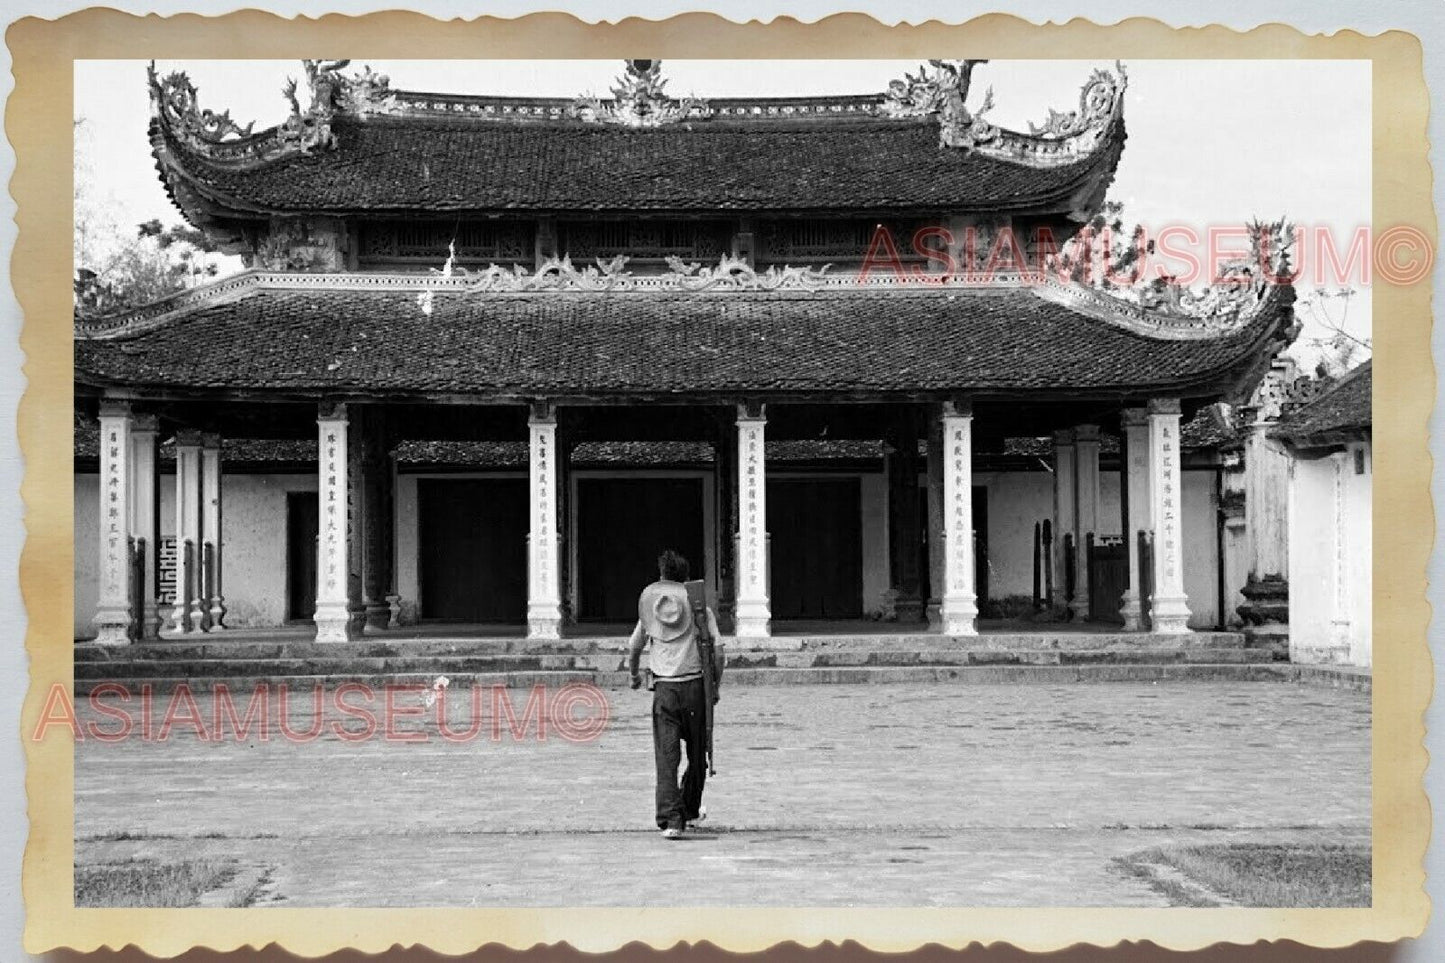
[568,60,712,127]
[149,59,402,167]
[880,60,1127,165]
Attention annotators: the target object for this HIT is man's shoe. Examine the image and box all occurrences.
[661,826,683,839]
[687,806,707,827]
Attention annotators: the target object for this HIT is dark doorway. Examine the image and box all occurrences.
[768,477,863,620]
[418,478,528,622]
[920,485,989,604]
[577,477,705,621]
[1088,540,1128,623]
[286,491,318,622]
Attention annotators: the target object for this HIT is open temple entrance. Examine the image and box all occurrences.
[576,476,706,621]
[418,478,528,622]
[768,477,863,619]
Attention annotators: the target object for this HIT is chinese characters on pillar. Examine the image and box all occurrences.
[948,428,969,595]
[533,426,551,596]
[742,425,764,594]
[1159,422,1178,582]
[322,429,341,597]
[103,425,125,597]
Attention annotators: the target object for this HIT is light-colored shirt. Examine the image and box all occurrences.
[628,607,723,682]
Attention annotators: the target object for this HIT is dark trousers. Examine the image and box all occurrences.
[651,677,707,829]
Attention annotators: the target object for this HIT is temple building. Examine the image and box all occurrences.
[74,59,1300,648]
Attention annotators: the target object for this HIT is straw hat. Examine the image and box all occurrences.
[638,581,693,642]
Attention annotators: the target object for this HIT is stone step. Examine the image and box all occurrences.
[72,647,1277,681]
[73,661,1296,696]
[73,630,1248,662]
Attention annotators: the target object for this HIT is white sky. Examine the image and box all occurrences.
[75,58,1372,346]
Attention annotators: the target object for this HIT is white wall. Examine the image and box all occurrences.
[1288,444,1372,666]
[1180,469,1221,630]
[975,467,1220,627]
[220,474,316,628]
[74,471,315,637]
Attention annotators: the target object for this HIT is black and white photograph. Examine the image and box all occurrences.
[63,53,1374,911]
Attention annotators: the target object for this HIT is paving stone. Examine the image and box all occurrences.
[74,681,1370,906]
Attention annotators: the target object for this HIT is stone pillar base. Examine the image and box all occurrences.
[925,600,941,630]
[142,601,163,641]
[527,603,562,641]
[207,599,228,631]
[1244,622,1290,653]
[385,594,403,629]
[92,612,131,646]
[941,596,978,636]
[1119,591,1144,632]
[1148,595,1193,634]
[734,599,770,643]
[314,603,359,643]
[364,600,391,631]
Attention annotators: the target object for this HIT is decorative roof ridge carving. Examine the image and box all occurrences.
[79,262,1281,343]
[149,59,403,169]
[880,59,1127,166]
[567,60,711,127]
[1029,269,1289,342]
[76,263,1048,338]
[151,58,1126,172]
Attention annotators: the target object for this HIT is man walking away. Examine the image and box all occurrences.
[628,550,724,839]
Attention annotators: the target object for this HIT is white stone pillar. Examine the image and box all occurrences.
[1118,408,1152,631]
[1147,398,1192,633]
[734,404,771,642]
[1073,424,1101,616]
[129,414,162,640]
[93,402,134,644]
[200,434,226,631]
[1050,430,1076,612]
[166,430,204,636]
[527,405,563,641]
[315,405,358,642]
[924,415,945,629]
[940,400,978,636]
[1328,450,1351,652]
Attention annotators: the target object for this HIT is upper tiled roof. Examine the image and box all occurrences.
[1273,360,1371,447]
[75,278,1294,402]
[149,60,1128,219]
[155,112,1124,217]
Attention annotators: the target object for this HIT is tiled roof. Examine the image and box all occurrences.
[1273,360,1371,447]
[155,111,1124,217]
[75,283,1292,400]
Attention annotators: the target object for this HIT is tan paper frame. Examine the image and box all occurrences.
[12,10,1433,955]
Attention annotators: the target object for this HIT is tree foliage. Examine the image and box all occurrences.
[73,117,223,319]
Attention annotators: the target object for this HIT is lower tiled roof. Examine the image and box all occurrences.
[1273,360,1371,447]
[76,284,1290,400]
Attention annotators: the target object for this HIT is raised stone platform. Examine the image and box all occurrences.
[67,628,1316,694]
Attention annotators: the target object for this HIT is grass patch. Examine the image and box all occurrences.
[75,857,238,907]
[1116,842,1370,907]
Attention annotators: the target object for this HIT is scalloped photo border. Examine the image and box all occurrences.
[11,9,1433,956]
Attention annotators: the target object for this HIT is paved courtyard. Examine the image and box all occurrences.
[73,680,1370,906]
